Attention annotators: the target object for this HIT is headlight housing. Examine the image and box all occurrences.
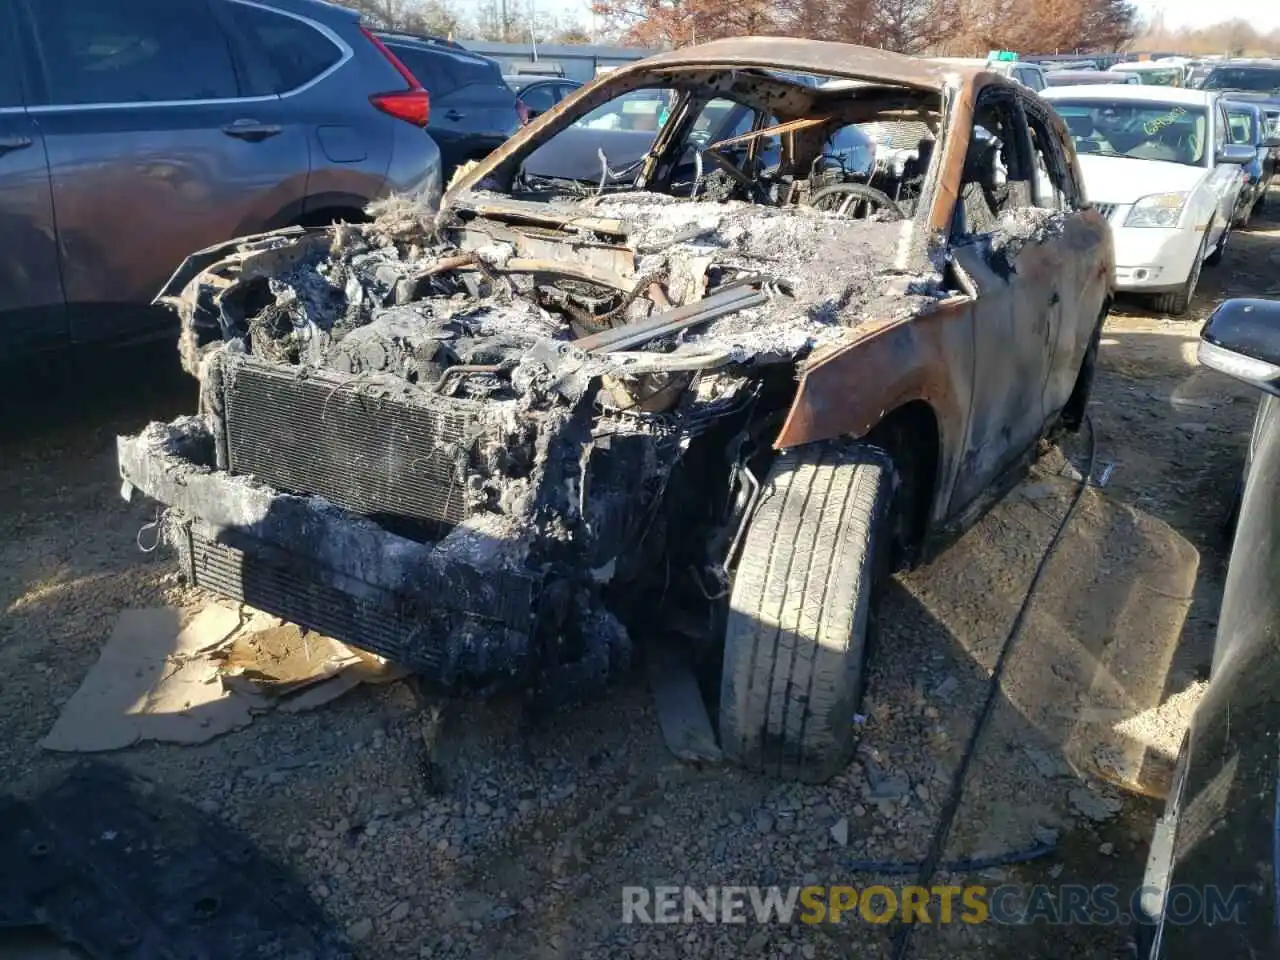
[1124,192,1189,228]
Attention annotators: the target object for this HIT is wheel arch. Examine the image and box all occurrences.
[860,399,943,569]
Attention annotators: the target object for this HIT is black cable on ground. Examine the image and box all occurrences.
[890,415,1097,960]
[846,839,1057,877]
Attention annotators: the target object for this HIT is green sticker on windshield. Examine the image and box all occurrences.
[1143,106,1186,136]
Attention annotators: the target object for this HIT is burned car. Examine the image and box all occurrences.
[118,38,1113,783]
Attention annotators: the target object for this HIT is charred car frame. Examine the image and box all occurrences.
[118,38,1113,782]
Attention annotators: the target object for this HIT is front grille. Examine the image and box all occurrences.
[222,358,483,539]
[182,522,535,675]
[1093,202,1118,221]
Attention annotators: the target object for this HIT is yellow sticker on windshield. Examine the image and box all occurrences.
[1143,106,1187,136]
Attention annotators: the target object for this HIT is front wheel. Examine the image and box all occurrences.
[1060,316,1104,432]
[719,443,894,783]
[1152,231,1207,317]
[1204,221,1228,266]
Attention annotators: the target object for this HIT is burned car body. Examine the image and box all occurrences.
[119,39,1113,781]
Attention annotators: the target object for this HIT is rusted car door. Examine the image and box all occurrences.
[947,89,1062,511]
[1022,96,1111,418]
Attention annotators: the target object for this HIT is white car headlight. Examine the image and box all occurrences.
[1124,192,1190,228]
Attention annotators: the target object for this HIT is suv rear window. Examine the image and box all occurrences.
[385,43,501,97]
[232,1,342,93]
[25,0,240,105]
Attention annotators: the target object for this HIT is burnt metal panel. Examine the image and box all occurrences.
[222,357,481,539]
[183,520,535,678]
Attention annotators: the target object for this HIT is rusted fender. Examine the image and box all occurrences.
[774,297,972,465]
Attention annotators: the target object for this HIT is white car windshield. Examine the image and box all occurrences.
[1116,67,1183,86]
[1053,100,1208,167]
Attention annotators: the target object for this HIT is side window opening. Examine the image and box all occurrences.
[388,45,455,98]
[954,95,1032,239]
[518,84,556,116]
[1026,110,1072,211]
[26,0,240,106]
[232,3,341,94]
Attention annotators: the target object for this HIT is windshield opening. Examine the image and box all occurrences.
[1203,67,1280,94]
[1053,100,1208,167]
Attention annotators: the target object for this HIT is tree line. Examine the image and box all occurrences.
[328,0,593,44]
[330,0,1276,60]
[1138,16,1280,56]
[588,0,1138,54]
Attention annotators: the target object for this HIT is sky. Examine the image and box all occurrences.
[513,0,1280,35]
[1134,0,1280,32]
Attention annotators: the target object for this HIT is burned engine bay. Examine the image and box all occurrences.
[120,186,950,701]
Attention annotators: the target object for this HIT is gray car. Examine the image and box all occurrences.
[0,0,441,358]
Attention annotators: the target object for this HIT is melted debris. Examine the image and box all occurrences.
[204,195,947,404]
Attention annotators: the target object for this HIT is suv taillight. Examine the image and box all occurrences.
[515,98,531,125]
[361,26,431,127]
[370,90,430,127]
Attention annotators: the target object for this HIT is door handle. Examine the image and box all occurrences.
[444,109,466,121]
[0,135,34,156]
[222,120,283,142]
[1048,291,1060,306]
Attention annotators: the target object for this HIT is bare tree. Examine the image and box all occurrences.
[328,0,462,36]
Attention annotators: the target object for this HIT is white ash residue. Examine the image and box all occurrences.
[432,512,529,571]
[989,206,1067,258]
[577,198,945,357]
[233,192,950,392]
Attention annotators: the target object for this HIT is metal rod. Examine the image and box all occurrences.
[575,283,766,353]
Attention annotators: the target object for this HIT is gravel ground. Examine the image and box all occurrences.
[1,197,1275,959]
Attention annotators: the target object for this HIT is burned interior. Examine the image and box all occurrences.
[119,56,967,701]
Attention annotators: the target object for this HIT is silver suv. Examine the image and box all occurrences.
[0,0,441,357]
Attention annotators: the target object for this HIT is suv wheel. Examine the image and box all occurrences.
[719,443,893,783]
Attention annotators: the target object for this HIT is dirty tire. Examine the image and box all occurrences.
[1204,221,1228,267]
[719,443,893,783]
[1152,232,1206,316]
[1060,315,1104,432]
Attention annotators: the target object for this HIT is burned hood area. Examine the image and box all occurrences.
[120,66,954,702]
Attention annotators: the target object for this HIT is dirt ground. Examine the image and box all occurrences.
[1,197,1274,960]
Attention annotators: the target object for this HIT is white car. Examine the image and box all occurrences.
[1043,85,1253,315]
[1108,61,1186,87]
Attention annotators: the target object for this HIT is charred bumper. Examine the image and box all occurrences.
[116,423,609,694]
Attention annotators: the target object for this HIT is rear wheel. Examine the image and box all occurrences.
[719,443,894,783]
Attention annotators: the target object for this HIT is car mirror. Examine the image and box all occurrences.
[1216,143,1256,165]
[1199,298,1280,396]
